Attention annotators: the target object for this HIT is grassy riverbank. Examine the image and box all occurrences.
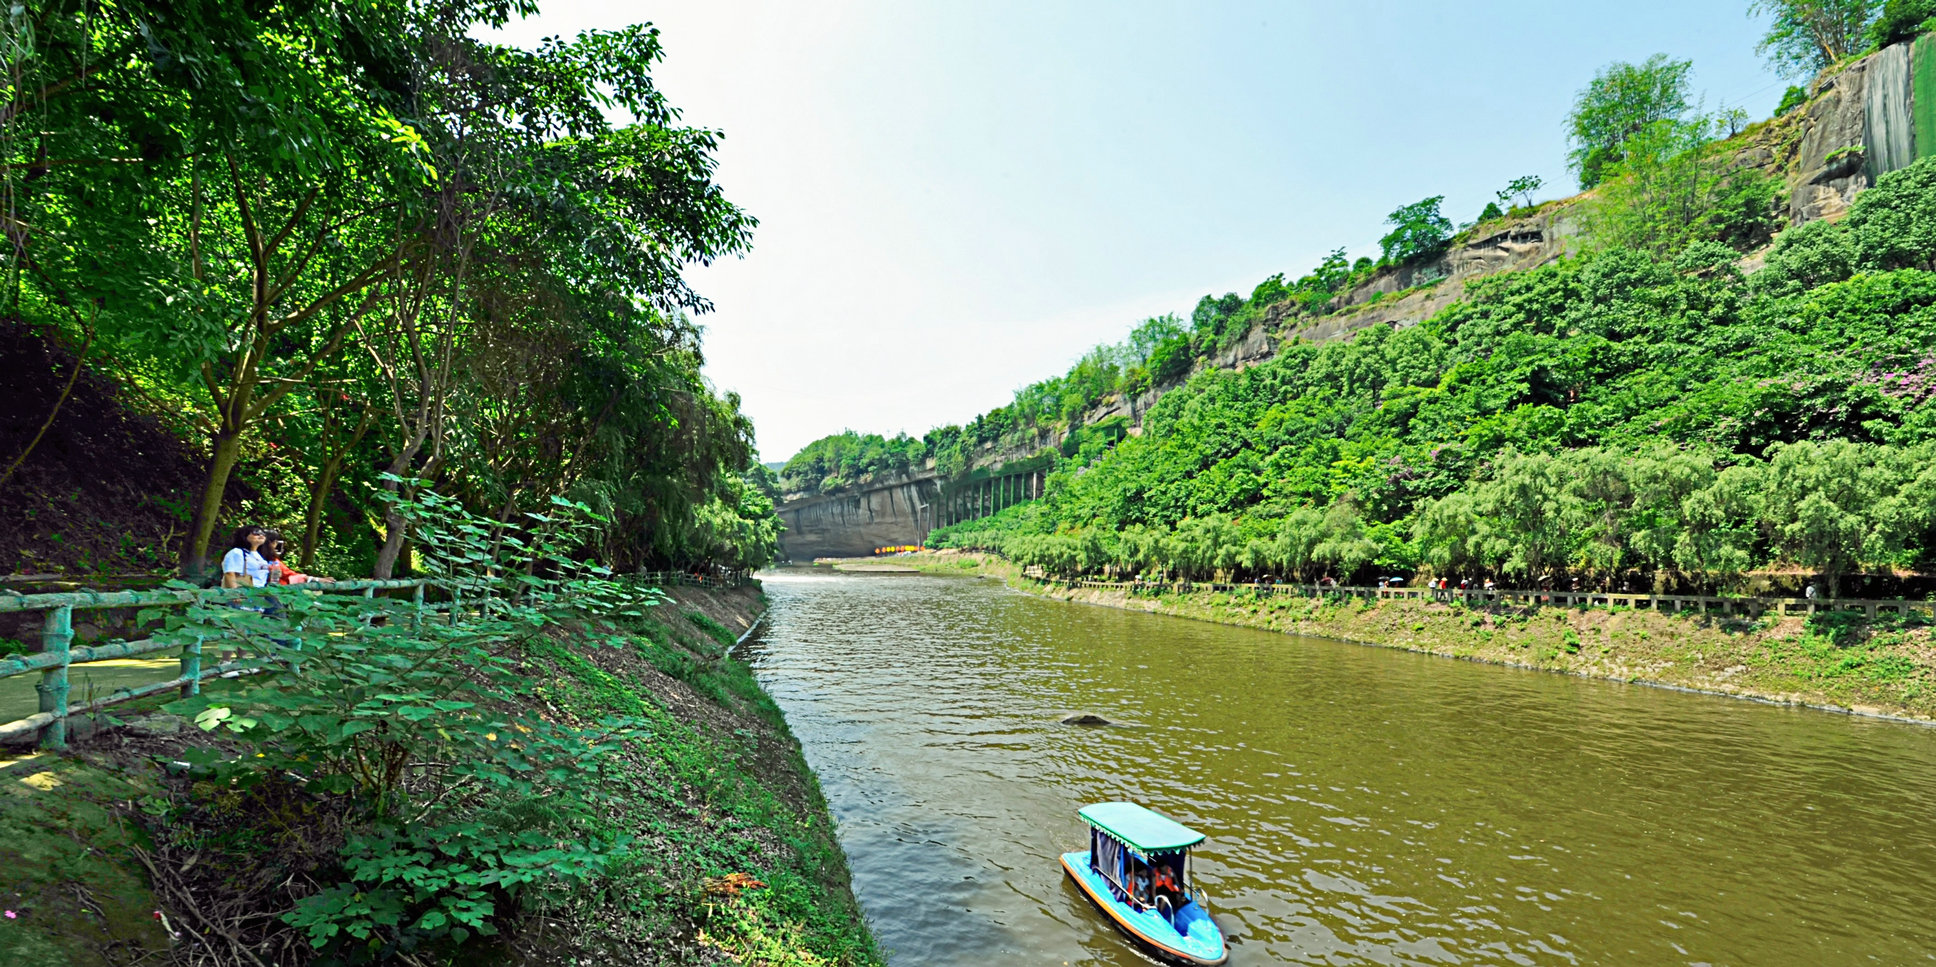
[0,585,879,966]
[842,553,1936,723]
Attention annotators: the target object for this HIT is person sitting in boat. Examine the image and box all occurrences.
[1151,861,1183,921]
[1131,861,1152,907]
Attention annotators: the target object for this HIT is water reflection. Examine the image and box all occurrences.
[744,568,1936,966]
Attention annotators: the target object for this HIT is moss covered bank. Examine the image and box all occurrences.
[852,552,1936,724]
[0,585,879,966]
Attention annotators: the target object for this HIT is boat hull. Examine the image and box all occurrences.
[1060,851,1228,965]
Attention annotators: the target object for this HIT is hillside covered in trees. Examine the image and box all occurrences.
[803,9,1936,595]
[1,0,780,579]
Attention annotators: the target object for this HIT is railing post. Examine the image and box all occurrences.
[36,604,73,750]
[413,582,426,632]
[179,635,203,698]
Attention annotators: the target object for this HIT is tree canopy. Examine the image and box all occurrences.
[1566,54,1694,189]
[1752,0,1880,76]
[4,0,777,577]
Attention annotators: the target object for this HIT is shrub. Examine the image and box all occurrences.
[161,484,665,959]
[1848,155,1936,271]
[1775,84,1810,116]
[1869,0,1936,46]
[1752,218,1857,296]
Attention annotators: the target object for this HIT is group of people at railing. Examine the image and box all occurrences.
[218,525,337,589]
[213,523,751,594]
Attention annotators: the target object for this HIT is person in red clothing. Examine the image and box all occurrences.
[1152,862,1180,899]
[263,532,334,585]
[1151,860,1183,923]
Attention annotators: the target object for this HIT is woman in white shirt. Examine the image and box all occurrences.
[220,526,272,588]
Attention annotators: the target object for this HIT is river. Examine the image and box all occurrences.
[743,567,1936,965]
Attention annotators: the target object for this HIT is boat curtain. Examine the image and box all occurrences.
[1093,828,1125,889]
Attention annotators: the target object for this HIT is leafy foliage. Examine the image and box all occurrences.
[1379,197,1454,264]
[159,486,661,957]
[2,0,777,577]
[1751,0,1879,77]
[933,223,1936,593]
[1566,54,1694,188]
[1589,118,1783,255]
[1776,84,1812,115]
[1846,155,1936,271]
[1868,0,1936,45]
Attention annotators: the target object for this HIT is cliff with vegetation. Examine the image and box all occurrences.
[794,30,1936,605]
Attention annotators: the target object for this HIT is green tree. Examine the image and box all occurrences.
[1498,174,1545,210]
[1270,506,1328,581]
[1758,441,1907,594]
[1378,196,1452,264]
[1676,463,1762,578]
[1751,0,1878,78]
[1566,54,1694,188]
[1868,0,1936,45]
[1751,218,1857,296]
[1589,117,1760,255]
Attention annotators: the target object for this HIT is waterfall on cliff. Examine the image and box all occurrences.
[1865,42,1916,178]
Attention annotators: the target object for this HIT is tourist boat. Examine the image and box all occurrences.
[1060,801,1228,965]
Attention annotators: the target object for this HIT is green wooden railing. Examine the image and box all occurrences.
[0,569,754,750]
[0,579,433,750]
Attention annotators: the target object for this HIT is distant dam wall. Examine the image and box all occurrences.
[777,469,1044,560]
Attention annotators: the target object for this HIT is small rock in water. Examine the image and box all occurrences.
[1060,713,1115,726]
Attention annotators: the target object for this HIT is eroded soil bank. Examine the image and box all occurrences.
[848,553,1936,724]
[0,584,879,966]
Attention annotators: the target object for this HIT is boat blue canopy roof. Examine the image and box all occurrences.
[1079,802,1205,853]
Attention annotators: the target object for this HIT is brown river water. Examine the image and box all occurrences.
[743,567,1936,965]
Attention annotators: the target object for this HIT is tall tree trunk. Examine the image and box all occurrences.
[300,458,343,570]
[183,425,245,578]
[370,436,430,578]
[373,503,411,579]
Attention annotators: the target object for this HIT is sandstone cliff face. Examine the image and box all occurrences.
[1789,55,1874,223]
[778,477,941,560]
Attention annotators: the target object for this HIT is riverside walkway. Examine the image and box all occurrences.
[1038,574,1936,621]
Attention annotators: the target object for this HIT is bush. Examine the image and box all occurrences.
[160,485,664,959]
[1752,218,1857,296]
[1848,155,1936,271]
[1869,0,1936,46]
[1706,170,1786,251]
[1775,84,1809,116]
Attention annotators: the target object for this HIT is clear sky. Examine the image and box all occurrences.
[491,1,1788,463]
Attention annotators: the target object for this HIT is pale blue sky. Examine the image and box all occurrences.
[495,2,1787,461]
